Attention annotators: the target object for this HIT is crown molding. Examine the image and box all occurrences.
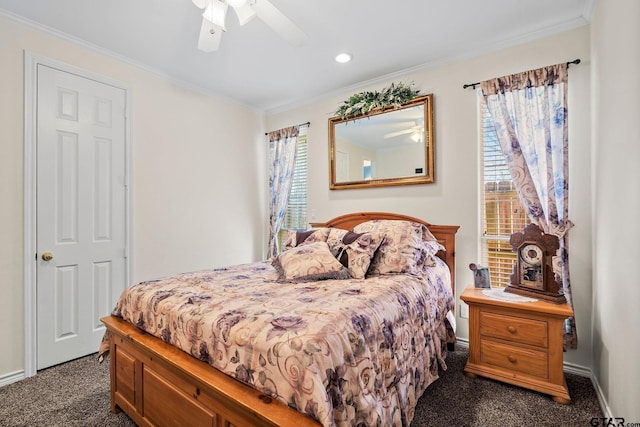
[0,6,591,116]
[266,16,589,116]
[0,8,260,113]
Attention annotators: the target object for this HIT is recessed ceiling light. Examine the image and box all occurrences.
[335,53,352,64]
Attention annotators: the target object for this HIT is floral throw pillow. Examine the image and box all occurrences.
[420,223,439,243]
[335,231,384,279]
[353,220,429,276]
[272,242,351,283]
[282,228,331,251]
[326,228,349,256]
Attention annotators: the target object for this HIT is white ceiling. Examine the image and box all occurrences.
[0,0,592,112]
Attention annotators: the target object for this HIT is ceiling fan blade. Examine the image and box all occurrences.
[384,129,413,139]
[386,120,416,128]
[251,0,308,47]
[198,19,222,52]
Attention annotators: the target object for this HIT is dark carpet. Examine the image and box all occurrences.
[0,347,602,426]
[412,347,603,427]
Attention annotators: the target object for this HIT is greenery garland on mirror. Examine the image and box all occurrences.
[334,82,421,120]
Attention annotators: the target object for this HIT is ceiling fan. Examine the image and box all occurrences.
[191,0,308,52]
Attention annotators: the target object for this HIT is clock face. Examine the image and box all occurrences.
[520,244,543,266]
[519,244,544,290]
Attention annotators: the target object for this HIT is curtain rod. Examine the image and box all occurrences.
[264,121,311,136]
[462,59,581,90]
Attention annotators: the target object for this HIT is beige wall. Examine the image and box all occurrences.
[591,0,640,420]
[267,26,593,369]
[0,16,265,378]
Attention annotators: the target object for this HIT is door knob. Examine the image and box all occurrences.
[41,252,53,261]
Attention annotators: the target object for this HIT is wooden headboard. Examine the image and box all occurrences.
[310,212,460,295]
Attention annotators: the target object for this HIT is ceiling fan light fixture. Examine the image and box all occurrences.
[203,0,228,29]
[194,0,307,52]
[198,20,222,52]
[335,53,352,64]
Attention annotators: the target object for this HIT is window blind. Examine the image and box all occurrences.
[278,128,308,249]
[480,97,529,287]
[283,131,307,230]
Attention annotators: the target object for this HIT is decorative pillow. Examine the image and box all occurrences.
[326,228,349,256]
[272,242,351,283]
[336,231,384,279]
[420,223,439,243]
[420,240,446,268]
[282,228,331,251]
[423,239,445,255]
[352,220,429,276]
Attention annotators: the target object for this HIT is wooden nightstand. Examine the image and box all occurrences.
[460,285,574,404]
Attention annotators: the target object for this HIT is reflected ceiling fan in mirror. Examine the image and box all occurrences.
[192,0,308,52]
[383,119,425,143]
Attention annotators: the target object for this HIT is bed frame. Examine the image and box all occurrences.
[102,212,459,427]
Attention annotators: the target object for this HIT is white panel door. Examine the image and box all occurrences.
[36,65,127,369]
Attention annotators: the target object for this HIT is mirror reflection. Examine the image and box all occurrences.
[329,94,434,189]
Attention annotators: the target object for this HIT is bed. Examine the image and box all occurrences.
[100,212,459,427]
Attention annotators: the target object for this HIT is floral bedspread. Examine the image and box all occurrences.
[101,258,455,427]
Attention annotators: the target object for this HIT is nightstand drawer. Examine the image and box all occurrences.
[480,311,548,348]
[480,340,548,379]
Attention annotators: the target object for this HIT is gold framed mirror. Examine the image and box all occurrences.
[328,94,434,190]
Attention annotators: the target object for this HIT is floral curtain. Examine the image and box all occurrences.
[267,125,300,259]
[481,63,577,349]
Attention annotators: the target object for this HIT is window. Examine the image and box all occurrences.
[278,128,308,249]
[363,159,372,180]
[480,96,528,287]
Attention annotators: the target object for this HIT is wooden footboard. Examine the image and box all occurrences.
[101,315,320,427]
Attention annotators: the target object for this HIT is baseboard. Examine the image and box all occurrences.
[563,361,591,377]
[0,370,25,387]
[589,372,614,419]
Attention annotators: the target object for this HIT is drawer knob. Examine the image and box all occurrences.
[508,355,517,364]
[507,326,517,334]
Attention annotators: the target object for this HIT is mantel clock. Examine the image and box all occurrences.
[505,223,567,304]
